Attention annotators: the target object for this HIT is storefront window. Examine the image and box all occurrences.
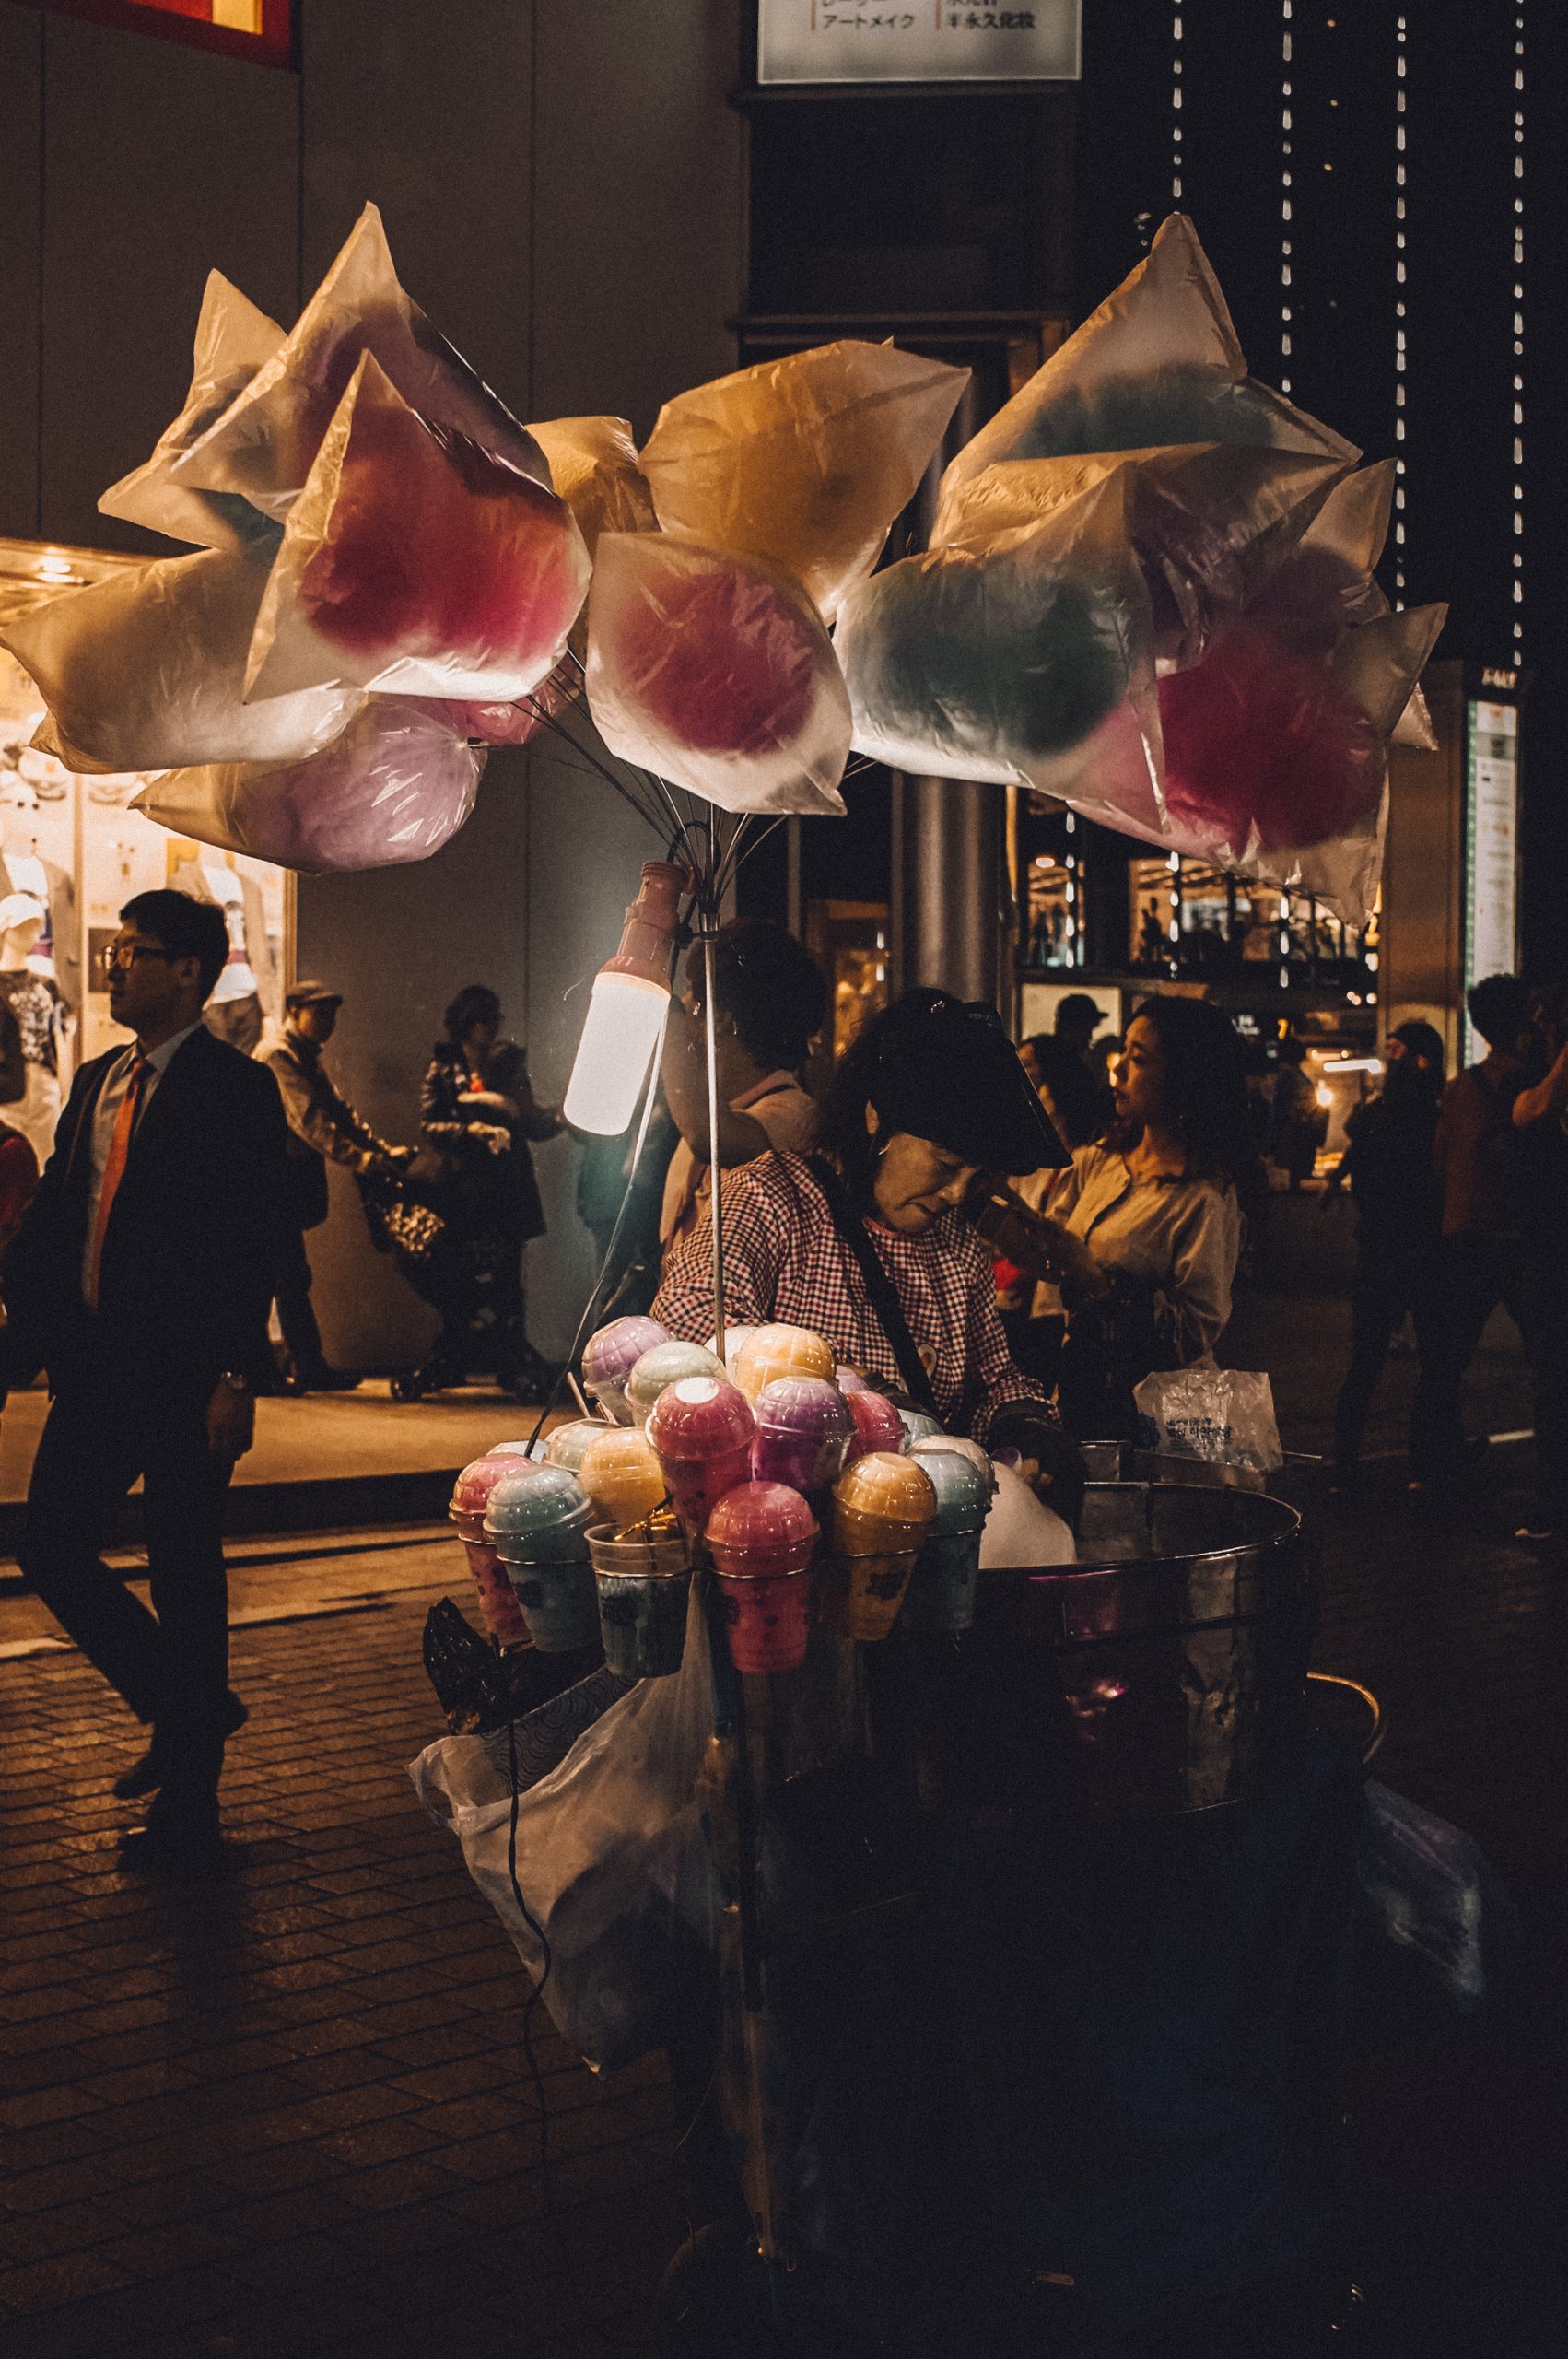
[2,538,288,1168]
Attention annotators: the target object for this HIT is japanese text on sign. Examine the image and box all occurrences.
[1463,697,1520,1061]
[757,0,1081,83]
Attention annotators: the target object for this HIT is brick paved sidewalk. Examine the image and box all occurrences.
[0,1576,686,2359]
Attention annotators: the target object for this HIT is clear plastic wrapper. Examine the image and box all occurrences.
[936,443,1350,671]
[1132,1368,1283,1473]
[586,532,851,816]
[133,697,483,872]
[835,472,1165,834]
[640,339,970,621]
[528,415,656,556]
[99,270,285,552]
[940,214,1355,507]
[1243,461,1395,655]
[245,353,589,703]
[1,546,360,775]
[170,203,548,521]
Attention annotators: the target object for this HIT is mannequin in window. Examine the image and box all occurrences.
[0,891,64,1165]
[165,843,277,1054]
[0,770,81,1032]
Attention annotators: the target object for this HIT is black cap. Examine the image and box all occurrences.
[286,980,344,1010]
[868,991,1069,1173]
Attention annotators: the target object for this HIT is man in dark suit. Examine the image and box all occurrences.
[1,889,290,1866]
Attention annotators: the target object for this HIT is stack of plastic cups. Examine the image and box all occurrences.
[587,1520,691,1679]
[543,1418,612,1474]
[896,1405,943,1449]
[581,1315,670,1425]
[903,1443,996,1634]
[843,1388,907,1466]
[647,1377,756,1539]
[731,1323,837,1403]
[578,1426,670,1533]
[707,1483,820,1673]
[449,1451,538,1648]
[626,1339,727,1430]
[823,1452,938,1642]
[751,1378,854,1517]
[483,1465,597,1651]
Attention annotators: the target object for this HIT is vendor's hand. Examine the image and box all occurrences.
[475,1123,512,1155]
[205,1380,254,1464]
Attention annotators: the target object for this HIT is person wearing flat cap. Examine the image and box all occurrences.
[654,989,1078,1476]
[258,983,412,1392]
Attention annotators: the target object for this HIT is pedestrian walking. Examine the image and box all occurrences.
[0,890,289,1867]
[1507,982,1568,1550]
[258,981,412,1392]
[1328,1020,1445,1486]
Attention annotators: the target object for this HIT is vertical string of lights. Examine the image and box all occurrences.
[1392,14,1408,604]
[1171,10,1183,204]
[1279,3,1293,394]
[1511,6,1525,659]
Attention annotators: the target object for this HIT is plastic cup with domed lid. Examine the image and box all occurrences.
[543,1417,612,1474]
[751,1377,855,1497]
[731,1322,836,1403]
[896,1405,943,1449]
[835,1365,870,1394]
[578,1426,669,1534]
[898,1439,994,1630]
[648,1376,757,1536]
[843,1389,907,1465]
[911,1433,994,1488]
[449,1450,542,1645]
[581,1314,670,1423]
[626,1338,726,1429]
[706,1325,760,1381]
[707,1481,820,1672]
[907,1440,995,1533]
[831,1450,939,1555]
[483,1464,596,1649]
[591,1537,691,1679]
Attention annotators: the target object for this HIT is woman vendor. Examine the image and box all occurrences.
[979,994,1263,1438]
[653,988,1070,1449]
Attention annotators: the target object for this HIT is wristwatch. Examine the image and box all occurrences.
[216,1370,252,1394]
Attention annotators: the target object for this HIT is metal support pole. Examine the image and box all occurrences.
[703,926,725,1360]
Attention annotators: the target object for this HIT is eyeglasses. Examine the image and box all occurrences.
[100,943,172,976]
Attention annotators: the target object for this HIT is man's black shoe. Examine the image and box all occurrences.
[112,1693,248,1799]
[291,1365,362,1393]
[117,1813,228,1877]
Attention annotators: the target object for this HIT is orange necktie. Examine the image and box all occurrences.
[87,1057,149,1308]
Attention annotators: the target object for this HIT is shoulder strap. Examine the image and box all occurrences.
[805,1155,939,1415]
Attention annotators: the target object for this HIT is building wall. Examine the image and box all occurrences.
[0,0,743,1365]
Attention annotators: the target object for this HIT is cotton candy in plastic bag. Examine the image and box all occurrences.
[941,215,1356,505]
[170,204,548,522]
[640,340,970,622]
[936,442,1351,671]
[586,532,851,816]
[529,415,656,555]
[133,698,483,873]
[1,546,361,775]
[835,470,1164,833]
[99,271,285,552]
[244,353,589,704]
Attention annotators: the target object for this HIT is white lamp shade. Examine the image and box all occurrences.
[562,969,668,1135]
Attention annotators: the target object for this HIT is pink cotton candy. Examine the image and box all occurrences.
[1157,628,1382,855]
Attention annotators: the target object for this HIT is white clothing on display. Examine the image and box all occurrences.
[202,861,258,1004]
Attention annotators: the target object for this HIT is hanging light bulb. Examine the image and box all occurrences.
[563,860,685,1136]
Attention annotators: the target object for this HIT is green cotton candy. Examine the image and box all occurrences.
[841,542,1130,771]
[1000,364,1311,463]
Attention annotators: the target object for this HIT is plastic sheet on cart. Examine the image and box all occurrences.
[244,353,589,703]
[639,339,970,621]
[170,203,548,522]
[939,213,1356,512]
[586,531,851,815]
[835,471,1165,834]
[99,270,286,553]
[1,546,361,775]
[134,697,482,872]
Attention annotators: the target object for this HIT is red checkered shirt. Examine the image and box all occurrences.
[651,1152,1051,1440]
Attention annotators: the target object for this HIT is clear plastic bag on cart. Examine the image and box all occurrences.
[244,352,589,703]
[170,203,548,522]
[1356,1781,1518,2013]
[640,339,969,621]
[586,531,851,815]
[134,697,482,872]
[2,546,360,775]
[1132,1367,1283,1473]
[99,270,286,552]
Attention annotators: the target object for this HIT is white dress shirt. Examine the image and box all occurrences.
[81,1022,205,1301]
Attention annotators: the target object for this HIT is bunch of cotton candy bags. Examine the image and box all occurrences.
[0,206,602,870]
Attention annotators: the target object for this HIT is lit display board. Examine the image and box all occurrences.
[758,1,1082,85]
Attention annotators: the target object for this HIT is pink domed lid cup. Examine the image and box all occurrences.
[843,1390,907,1464]
[648,1376,755,1465]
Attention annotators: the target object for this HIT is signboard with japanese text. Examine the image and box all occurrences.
[1462,697,1520,1060]
[757,0,1081,84]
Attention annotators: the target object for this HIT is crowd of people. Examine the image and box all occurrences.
[0,880,1561,1864]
